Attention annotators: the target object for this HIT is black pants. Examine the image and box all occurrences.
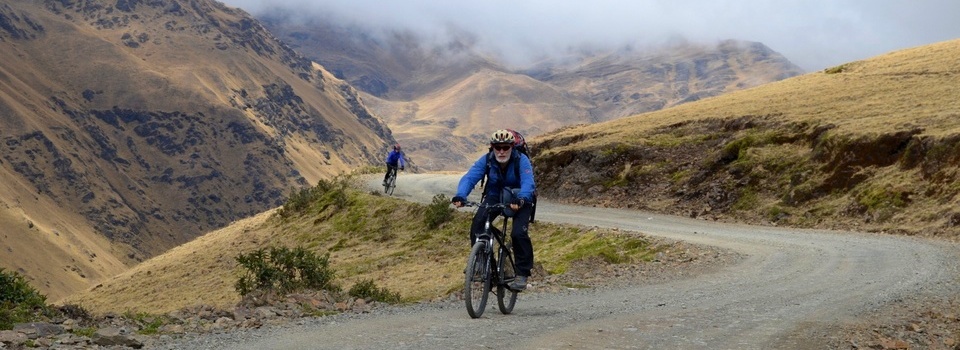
[383,165,398,182]
[470,197,534,277]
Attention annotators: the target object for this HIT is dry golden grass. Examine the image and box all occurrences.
[62,181,663,315]
[539,39,960,155]
[58,210,274,313]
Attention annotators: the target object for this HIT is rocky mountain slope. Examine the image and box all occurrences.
[0,0,393,300]
[257,12,803,170]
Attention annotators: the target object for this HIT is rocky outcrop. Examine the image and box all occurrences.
[534,116,960,237]
[0,3,43,40]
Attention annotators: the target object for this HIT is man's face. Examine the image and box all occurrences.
[493,143,512,164]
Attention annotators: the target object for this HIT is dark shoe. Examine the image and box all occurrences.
[508,276,527,291]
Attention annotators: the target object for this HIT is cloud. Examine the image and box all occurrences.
[222,0,960,71]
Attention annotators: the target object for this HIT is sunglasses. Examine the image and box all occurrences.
[493,145,512,151]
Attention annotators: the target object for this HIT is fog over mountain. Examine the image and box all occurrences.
[221,0,960,72]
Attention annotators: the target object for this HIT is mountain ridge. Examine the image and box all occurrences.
[258,15,804,170]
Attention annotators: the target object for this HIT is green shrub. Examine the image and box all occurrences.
[348,279,401,303]
[719,135,756,162]
[824,64,848,74]
[423,194,454,229]
[235,246,341,296]
[277,176,352,219]
[58,304,91,321]
[70,327,97,338]
[278,186,320,218]
[124,311,171,335]
[0,268,50,330]
[857,187,909,211]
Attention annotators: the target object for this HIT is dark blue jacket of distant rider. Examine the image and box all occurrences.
[456,149,535,203]
[385,150,406,168]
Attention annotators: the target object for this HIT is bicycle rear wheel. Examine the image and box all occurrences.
[496,245,518,314]
[464,241,491,318]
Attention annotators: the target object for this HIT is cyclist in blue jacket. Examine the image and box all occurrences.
[383,144,406,186]
[452,129,536,291]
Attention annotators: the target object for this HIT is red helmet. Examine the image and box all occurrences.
[393,144,401,150]
[507,129,525,148]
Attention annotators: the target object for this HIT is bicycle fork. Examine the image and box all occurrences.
[483,220,499,282]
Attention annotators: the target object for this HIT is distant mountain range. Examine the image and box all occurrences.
[258,11,804,170]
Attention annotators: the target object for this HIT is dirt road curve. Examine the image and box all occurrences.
[205,174,960,349]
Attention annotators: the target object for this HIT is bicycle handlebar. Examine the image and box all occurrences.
[460,201,507,209]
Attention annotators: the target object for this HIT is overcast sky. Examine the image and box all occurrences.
[221,0,960,72]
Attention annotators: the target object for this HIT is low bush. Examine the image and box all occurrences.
[348,279,401,303]
[0,268,51,330]
[235,246,341,297]
[824,64,848,74]
[277,176,352,218]
[424,194,454,229]
[124,311,172,335]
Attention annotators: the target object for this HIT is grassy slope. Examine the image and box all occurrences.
[62,177,667,314]
[539,39,960,149]
[532,39,960,239]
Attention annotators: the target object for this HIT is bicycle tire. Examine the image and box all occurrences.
[385,174,396,195]
[497,244,518,314]
[464,241,491,318]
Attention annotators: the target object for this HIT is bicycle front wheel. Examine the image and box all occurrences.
[497,245,518,314]
[464,241,491,318]
[385,175,396,195]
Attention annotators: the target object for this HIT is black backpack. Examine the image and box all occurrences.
[480,129,538,222]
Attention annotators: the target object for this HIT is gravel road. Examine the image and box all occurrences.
[157,174,960,349]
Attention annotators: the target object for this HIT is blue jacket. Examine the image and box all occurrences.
[386,150,406,167]
[456,150,535,202]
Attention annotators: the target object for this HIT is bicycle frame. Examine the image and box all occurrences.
[463,201,519,318]
[477,211,515,287]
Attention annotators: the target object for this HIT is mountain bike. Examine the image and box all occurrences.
[383,167,398,195]
[462,201,519,318]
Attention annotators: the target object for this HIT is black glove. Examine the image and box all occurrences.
[511,198,525,207]
[452,196,466,204]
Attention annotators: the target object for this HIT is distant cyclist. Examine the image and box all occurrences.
[452,129,536,291]
[383,144,406,186]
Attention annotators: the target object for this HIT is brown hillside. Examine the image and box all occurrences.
[0,0,393,300]
[534,40,804,122]
[532,38,960,239]
[360,69,595,169]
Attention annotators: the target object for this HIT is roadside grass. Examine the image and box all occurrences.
[61,175,670,315]
[272,175,667,303]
